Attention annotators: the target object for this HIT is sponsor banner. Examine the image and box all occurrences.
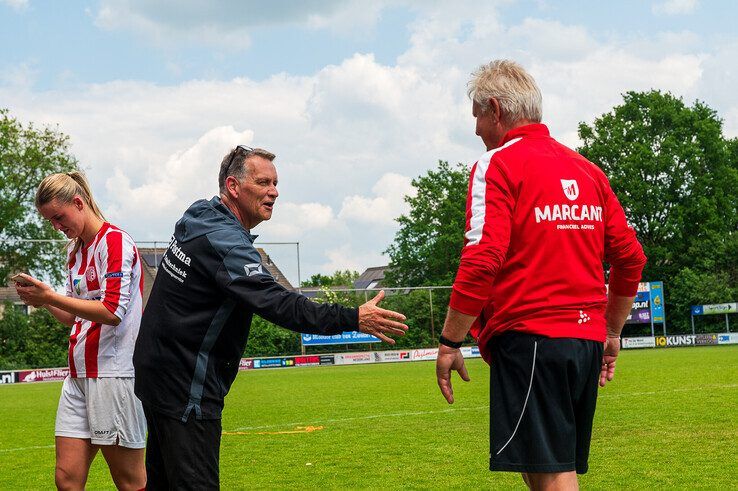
[470,346,481,357]
[301,331,380,346]
[18,368,69,382]
[294,356,321,366]
[319,355,335,365]
[335,352,374,365]
[0,371,15,384]
[718,333,738,345]
[655,335,697,348]
[695,334,719,346]
[411,348,439,361]
[252,357,294,369]
[373,351,411,363]
[625,291,651,324]
[621,337,656,349]
[649,281,665,322]
[239,359,254,370]
[692,303,737,316]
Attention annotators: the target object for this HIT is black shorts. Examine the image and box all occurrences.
[143,405,222,490]
[488,331,603,474]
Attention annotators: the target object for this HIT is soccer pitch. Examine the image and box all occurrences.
[1,346,736,489]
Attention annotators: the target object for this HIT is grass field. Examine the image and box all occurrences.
[1,345,737,489]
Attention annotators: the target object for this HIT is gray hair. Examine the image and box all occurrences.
[218,146,276,193]
[467,60,542,124]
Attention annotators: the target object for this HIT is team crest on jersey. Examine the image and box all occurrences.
[560,179,579,201]
[73,277,82,296]
[86,267,97,282]
[244,263,264,277]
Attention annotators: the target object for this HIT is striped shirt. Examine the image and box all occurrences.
[65,222,143,378]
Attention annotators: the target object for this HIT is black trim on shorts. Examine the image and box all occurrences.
[488,331,603,475]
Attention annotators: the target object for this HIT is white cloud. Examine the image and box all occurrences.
[338,173,415,225]
[652,0,699,15]
[0,0,28,11]
[93,0,392,47]
[4,3,738,282]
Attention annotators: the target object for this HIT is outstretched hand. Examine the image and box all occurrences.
[358,290,408,344]
[436,344,470,404]
[600,336,621,387]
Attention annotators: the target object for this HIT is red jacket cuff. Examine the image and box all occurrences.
[449,288,486,317]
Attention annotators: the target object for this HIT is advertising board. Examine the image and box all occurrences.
[625,290,651,324]
[373,351,411,363]
[655,335,697,348]
[695,334,719,346]
[301,332,380,346]
[411,348,439,361]
[718,333,738,345]
[334,352,373,365]
[621,337,656,349]
[319,355,335,365]
[17,368,69,382]
[0,371,15,384]
[692,303,737,316]
[252,358,293,369]
[293,356,321,366]
[239,358,254,370]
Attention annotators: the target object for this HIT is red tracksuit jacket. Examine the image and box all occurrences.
[449,124,646,363]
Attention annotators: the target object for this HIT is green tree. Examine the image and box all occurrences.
[384,160,468,287]
[301,269,359,288]
[0,302,29,369]
[0,108,80,285]
[578,91,738,332]
[23,308,69,368]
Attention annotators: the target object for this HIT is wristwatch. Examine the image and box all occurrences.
[439,335,462,349]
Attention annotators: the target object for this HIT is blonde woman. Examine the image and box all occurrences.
[14,171,146,491]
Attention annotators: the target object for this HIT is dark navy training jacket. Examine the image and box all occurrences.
[133,197,358,421]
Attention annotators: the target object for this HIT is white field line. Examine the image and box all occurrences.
[230,405,488,432]
[228,383,738,432]
[0,444,54,453]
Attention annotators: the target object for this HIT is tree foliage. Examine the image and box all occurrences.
[0,304,68,369]
[578,91,738,332]
[0,109,79,286]
[301,270,359,288]
[384,160,468,287]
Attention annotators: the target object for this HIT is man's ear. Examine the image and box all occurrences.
[225,175,239,198]
[488,97,501,123]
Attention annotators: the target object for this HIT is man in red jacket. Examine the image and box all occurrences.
[436,60,646,490]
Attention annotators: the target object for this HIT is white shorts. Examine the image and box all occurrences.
[55,377,146,449]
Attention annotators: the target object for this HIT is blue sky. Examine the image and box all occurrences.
[2,0,736,285]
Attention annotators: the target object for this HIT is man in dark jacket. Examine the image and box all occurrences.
[134,145,407,490]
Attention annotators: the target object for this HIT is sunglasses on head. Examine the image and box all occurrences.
[225,145,255,176]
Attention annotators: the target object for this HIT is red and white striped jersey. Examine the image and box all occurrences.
[65,222,143,378]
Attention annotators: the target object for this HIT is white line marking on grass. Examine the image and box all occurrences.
[0,444,54,453]
[229,405,488,432]
[227,383,738,433]
[600,383,738,399]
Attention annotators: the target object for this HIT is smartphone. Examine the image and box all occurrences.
[10,273,33,287]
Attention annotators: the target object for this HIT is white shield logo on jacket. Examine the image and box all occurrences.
[560,179,579,201]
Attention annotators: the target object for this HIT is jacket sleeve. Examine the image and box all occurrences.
[603,183,647,296]
[449,155,515,316]
[214,242,358,335]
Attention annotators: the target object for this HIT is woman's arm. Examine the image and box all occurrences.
[14,273,121,326]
